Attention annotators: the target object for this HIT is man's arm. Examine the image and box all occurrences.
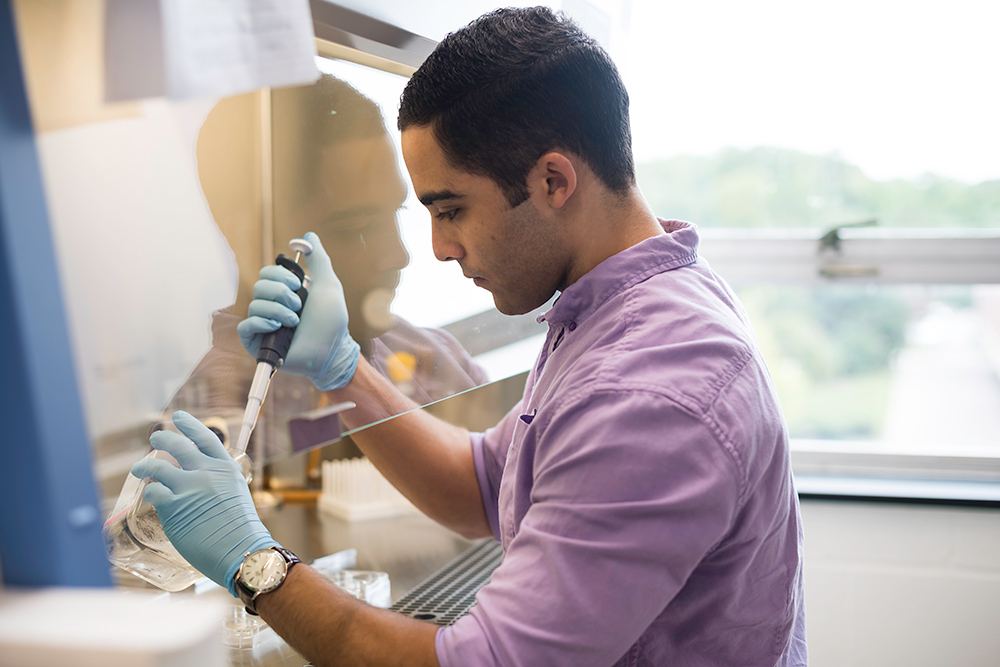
[256,564,439,667]
[327,356,492,539]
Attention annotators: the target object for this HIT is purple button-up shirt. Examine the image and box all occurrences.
[436,221,807,666]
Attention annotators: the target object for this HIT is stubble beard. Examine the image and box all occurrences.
[486,199,565,316]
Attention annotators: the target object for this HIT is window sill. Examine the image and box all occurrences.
[795,475,1000,507]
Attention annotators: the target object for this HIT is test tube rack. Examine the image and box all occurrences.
[318,457,416,521]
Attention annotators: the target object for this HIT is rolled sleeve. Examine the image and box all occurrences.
[470,431,501,541]
[469,402,522,541]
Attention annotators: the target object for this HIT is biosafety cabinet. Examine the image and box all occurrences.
[0,1,622,662]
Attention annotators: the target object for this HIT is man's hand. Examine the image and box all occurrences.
[131,411,277,595]
[237,231,361,390]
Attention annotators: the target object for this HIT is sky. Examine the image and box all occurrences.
[618,0,1000,184]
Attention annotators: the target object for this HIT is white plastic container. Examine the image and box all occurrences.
[0,588,227,666]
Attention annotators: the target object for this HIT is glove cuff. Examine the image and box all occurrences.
[314,334,361,391]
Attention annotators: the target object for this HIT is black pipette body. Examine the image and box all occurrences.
[257,253,309,367]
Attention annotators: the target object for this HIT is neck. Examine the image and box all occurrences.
[564,184,663,288]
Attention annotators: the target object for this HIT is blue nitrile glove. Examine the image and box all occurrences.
[237,231,361,390]
[130,411,278,596]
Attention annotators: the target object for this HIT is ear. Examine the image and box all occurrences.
[532,151,577,209]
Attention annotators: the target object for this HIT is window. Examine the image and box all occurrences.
[618,0,1000,494]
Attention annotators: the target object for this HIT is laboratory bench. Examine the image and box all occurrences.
[260,501,475,602]
[116,503,477,667]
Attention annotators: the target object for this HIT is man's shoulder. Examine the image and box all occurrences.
[568,264,761,410]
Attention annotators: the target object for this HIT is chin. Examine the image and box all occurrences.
[493,303,523,316]
[493,292,550,317]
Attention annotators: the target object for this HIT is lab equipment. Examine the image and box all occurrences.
[319,456,415,521]
[103,240,312,591]
[322,570,391,607]
[130,415,279,594]
[102,446,244,592]
[234,236,313,455]
[0,588,227,666]
[390,539,503,625]
[238,232,361,391]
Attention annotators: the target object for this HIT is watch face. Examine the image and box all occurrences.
[241,549,286,592]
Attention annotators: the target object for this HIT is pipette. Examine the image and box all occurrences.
[232,238,314,455]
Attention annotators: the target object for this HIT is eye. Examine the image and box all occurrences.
[435,208,459,221]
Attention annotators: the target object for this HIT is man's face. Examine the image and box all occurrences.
[401,126,571,316]
[278,135,409,340]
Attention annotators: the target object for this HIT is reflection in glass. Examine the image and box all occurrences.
[165,73,488,462]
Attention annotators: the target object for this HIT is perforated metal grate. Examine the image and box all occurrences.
[389,538,504,626]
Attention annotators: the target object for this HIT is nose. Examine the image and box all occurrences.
[431,220,464,263]
[378,235,409,272]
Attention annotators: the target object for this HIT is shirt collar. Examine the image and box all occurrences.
[538,219,700,328]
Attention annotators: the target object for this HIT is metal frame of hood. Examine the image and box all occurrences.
[309,0,438,76]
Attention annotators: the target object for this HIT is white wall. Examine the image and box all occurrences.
[801,499,1000,667]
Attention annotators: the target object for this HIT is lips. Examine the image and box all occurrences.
[460,264,487,287]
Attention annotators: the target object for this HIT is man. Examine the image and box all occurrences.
[134,7,808,666]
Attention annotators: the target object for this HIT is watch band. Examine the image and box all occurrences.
[235,546,301,616]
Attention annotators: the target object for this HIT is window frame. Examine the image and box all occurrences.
[700,228,1000,501]
[698,228,1000,285]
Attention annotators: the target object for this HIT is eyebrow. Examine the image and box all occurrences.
[418,190,463,206]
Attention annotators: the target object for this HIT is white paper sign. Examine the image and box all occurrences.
[105,0,319,102]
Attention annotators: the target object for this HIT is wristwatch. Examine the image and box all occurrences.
[234,546,301,615]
